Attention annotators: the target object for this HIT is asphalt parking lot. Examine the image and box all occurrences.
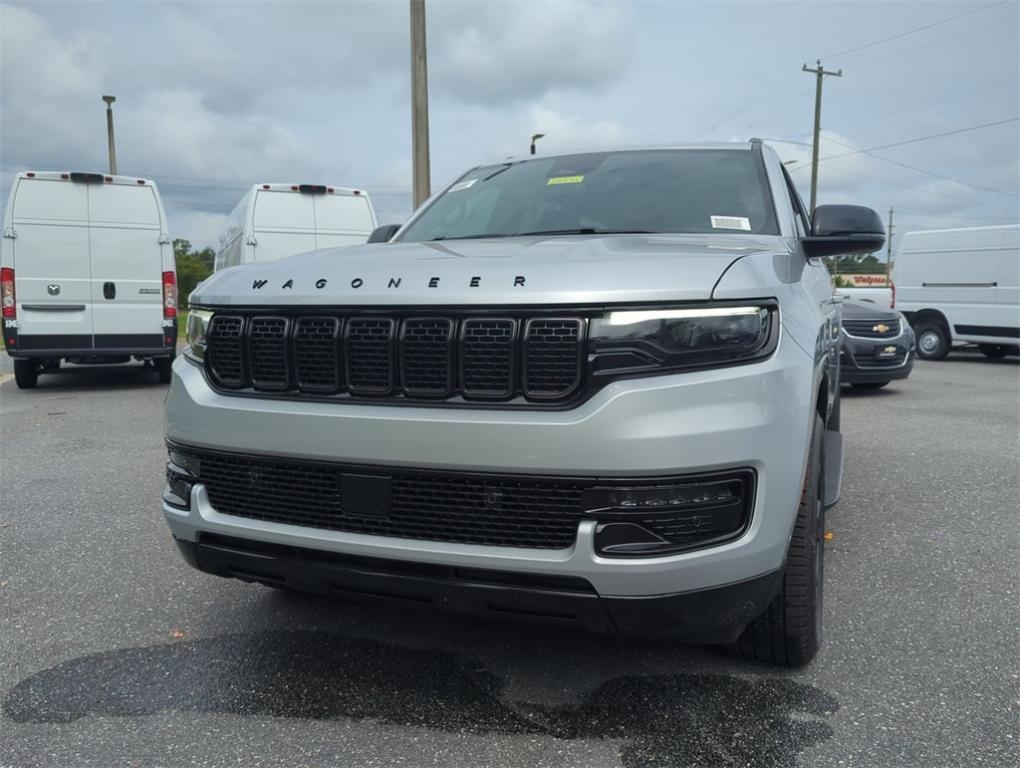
[0,353,1017,768]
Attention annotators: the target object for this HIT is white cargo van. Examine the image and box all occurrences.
[214,184,376,271]
[1,171,178,388]
[893,224,1019,359]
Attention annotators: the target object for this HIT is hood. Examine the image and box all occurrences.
[190,233,790,307]
[842,298,900,320]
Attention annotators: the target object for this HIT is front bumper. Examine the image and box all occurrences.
[163,334,814,599]
[175,533,783,642]
[840,333,914,384]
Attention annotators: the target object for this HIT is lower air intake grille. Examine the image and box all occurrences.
[178,447,755,552]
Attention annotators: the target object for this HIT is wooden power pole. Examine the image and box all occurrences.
[410,0,431,208]
[802,60,842,213]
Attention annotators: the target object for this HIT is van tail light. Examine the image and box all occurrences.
[1,267,15,319]
[890,281,896,309]
[162,271,177,318]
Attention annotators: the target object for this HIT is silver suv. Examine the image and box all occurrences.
[163,142,884,666]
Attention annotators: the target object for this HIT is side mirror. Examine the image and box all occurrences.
[367,224,401,244]
[802,205,885,258]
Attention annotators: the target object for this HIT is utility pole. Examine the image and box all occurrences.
[802,61,841,213]
[102,95,118,175]
[886,206,894,285]
[530,133,545,155]
[409,0,430,208]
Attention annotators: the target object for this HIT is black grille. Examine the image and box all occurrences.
[345,318,395,395]
[185,448,753,550]
[524,319,583,398]
[853,349,908,368]
[248,317,289,390]
[843,317,901,339]
[196,450,587,549]
[461,318,517,398]
[401,318,453,396]
[294,317,341,393]
[204,310,588,405]
[206,315,245,387]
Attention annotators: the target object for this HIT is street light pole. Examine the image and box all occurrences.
[530,133,545,155]
[102,95,117,175]
[409,0,431,208]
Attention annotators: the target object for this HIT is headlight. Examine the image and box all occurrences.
[184,308,213,363]
[588,304,778,376]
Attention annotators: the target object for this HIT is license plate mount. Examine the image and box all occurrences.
[341,473,392,518]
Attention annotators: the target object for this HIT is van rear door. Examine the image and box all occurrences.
[313,192,376,249]
[10,177,94,349]
[251,189,317,262]
[87,182,167,350]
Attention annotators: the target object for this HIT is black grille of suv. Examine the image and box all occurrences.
[843,317,901,339]
[183,447,754,551]
[205,311,586,404]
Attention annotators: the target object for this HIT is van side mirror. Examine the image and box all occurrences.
[802,205,885,258]
[367,224,401,244]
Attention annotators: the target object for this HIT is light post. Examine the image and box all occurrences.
[530,133,545,155]
[102,95,118,175]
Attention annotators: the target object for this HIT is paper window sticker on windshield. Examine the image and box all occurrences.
[448,179,477,192]
[547,175,585,186]
[710,215,752,231]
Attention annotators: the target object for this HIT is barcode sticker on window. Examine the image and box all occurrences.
[710,215,752,231]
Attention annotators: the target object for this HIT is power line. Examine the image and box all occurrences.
[787,149,1020,214]
[831,80,1020,130]
[848,13,1020,71]
[813,117,1020,175]
[822,0,1012,60]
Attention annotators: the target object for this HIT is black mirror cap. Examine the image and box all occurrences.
[803,205,885,258]
[367,224,401,244]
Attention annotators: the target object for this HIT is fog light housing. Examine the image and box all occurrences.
[164,447,200,509]
[585,472,754,557]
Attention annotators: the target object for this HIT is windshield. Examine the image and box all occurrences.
[397,149,778,242]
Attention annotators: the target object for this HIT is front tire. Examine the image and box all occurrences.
[852,381,889,390]
[13,359,39,389]
[729,413,825,666]
[915,322,950,360]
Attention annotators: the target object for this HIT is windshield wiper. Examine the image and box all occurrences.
[513,228,659,237]
[426,233,516,242]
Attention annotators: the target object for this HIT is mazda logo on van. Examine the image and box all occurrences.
[47,284,60,296]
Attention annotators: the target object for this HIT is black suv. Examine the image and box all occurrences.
[840,299,914,389]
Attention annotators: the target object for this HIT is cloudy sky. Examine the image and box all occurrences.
[1,0,1017,251]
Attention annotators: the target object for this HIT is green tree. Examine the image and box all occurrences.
[173,238,215,306]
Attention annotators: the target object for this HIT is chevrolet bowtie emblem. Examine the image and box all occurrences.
[873,323,889,333]
[883,346,897,354]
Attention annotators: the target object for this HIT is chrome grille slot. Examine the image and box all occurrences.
[461,318,517,399]
[524,318,584,399]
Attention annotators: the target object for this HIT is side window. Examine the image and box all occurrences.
[781,166,810,236]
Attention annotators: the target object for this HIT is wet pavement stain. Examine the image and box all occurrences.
[4,631,838,768]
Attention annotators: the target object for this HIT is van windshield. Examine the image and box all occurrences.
[397,149,778,242]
